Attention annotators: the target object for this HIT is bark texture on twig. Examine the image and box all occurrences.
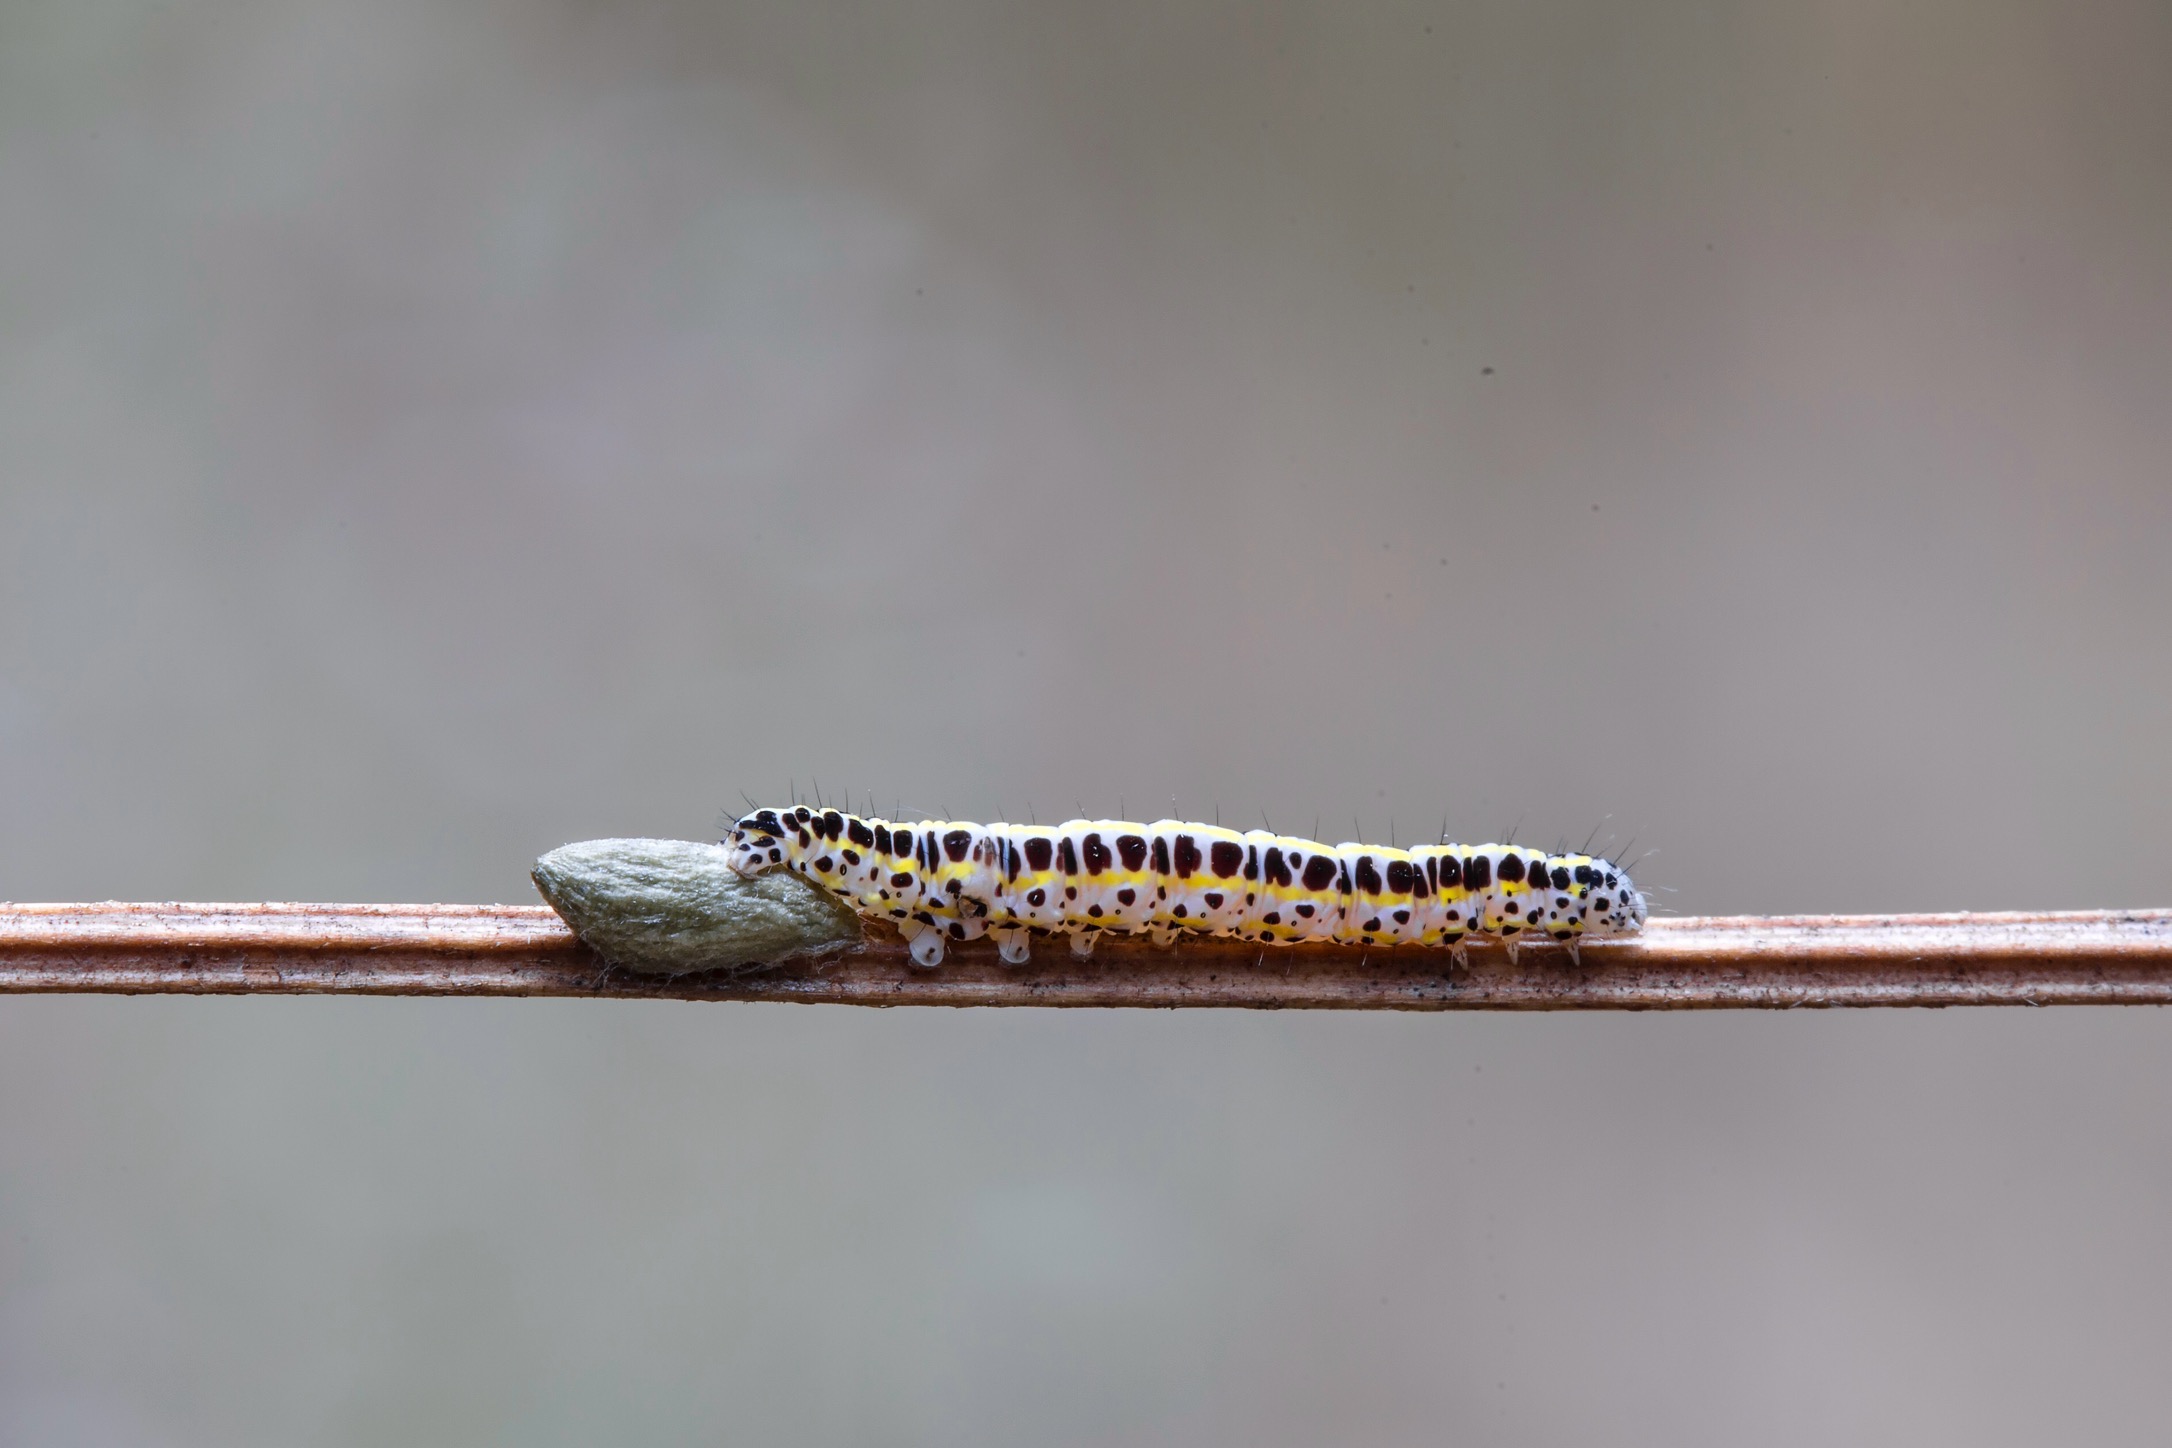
[3,903,2169,1008]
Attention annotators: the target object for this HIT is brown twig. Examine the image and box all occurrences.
[2,903,2169,1007]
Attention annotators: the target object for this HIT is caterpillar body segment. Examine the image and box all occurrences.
[1407,846,1476,948]
[1156,825,1255,938]
[1337,843,1426,948]
[723,807,1646,968]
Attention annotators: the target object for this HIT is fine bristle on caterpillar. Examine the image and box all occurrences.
[724,808,1646,968]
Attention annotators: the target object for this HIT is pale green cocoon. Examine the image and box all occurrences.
[531,838,863,975]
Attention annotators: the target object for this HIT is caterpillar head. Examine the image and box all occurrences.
[1582,857,1647,936]
[724,806,801,877]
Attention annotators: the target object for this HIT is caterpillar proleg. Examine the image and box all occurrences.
[724,808,1646,968]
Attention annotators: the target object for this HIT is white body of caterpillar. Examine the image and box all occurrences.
[725,807,1645,968]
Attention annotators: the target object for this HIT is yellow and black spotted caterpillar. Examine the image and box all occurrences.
[725,807,1646,967]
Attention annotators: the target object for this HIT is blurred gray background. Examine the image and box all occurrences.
[4,0,2171,1443]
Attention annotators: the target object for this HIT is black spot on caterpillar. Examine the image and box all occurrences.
[724,811,1646,969]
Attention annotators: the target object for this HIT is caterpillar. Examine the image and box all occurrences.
[724,807,1645,968]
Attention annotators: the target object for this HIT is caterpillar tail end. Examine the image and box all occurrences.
[720,831,770,879]
[720,815,792,879]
